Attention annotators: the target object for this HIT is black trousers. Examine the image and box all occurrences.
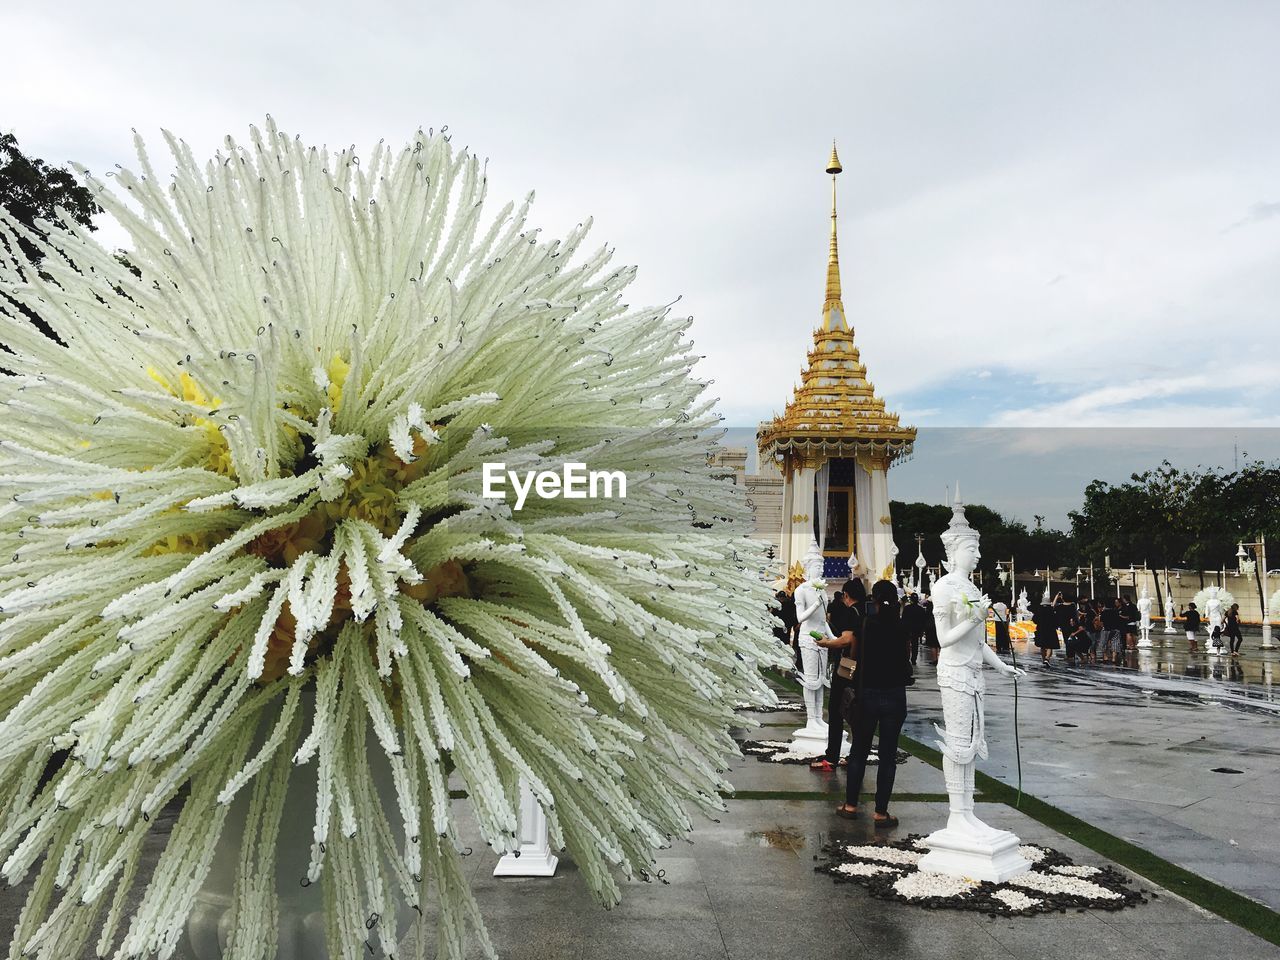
[845,686,907,812]
[994,622,1011,653]
[824,672,852,763]
[1228,630,1244,653]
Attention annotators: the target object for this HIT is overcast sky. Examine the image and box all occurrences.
[5,1,1279,521]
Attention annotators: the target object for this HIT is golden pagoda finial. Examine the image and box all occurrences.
[822,141,846,331]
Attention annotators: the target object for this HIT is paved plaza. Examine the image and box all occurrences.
[4,642,1280,959]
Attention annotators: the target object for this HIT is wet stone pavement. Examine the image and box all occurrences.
[3,667,1280,958]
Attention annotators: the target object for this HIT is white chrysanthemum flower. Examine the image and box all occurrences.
[0,120,784,960]
[1192,587,1235,611]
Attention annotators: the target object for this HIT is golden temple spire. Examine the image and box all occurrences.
[822,141,847,331]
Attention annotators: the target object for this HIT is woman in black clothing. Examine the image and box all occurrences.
[1226,603,1244,656]
[1032,602,1060,664]
[835,579,910,827]
[812,579,865,771]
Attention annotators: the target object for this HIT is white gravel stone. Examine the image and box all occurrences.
[1008,871,1122,900]
[835,861,897,877]
[991,889,1041,911]
[1049,864,1101,878]
[893,871,977,900]
[843,844,923,865]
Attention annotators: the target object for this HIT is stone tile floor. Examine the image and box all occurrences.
[398,797,1278,959]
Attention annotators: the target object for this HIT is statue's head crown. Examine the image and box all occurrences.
[940,485,980,555]
[802,538,825,580]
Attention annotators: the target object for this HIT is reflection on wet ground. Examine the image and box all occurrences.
[1004,636,1280,713]
[746,826,808,853]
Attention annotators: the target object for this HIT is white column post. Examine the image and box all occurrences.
[493,780,558,877]
[1260,535,1274,649]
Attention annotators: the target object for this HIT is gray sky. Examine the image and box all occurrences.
[5,1,1279,522]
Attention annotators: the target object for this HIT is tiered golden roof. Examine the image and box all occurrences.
[757,142,917,466]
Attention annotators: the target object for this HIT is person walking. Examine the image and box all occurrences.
[1086,599,1104,665]
[921,596,940,664]
[1100,598,1124,665]
[1120,596,1140,653]
[902,593,929,664]
[1033,601,1060,665]
[1184,602,1201,654]
[811,581,864,771]
[835,579,911,826]
[1225,603,1244,657]
[992,599,1012,654]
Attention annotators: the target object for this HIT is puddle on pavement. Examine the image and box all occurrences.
[747,827,807,853]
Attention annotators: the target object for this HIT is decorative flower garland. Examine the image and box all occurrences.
[818,835,1146,916]
[738,740,908,766]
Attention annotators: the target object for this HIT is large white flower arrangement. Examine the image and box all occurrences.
[0,121,784,959]
[1191,587,1235,614]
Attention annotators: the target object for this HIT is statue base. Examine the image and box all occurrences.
[493,845,559,877]
[493,782,559,878]
[918,825,1032,884]
[789,722,849,757]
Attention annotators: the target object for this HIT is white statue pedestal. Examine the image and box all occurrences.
[1136,632,1152,649]
[493,782,558,878]
[789,721,851,757]
[918,825,1032,884]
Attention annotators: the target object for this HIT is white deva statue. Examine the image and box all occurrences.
[1205,586,1226,654]
[791,539,832,750]
[1015,588,1031,622]
[1164,590,1177,634]
[918,492,1031,883]
[1136,586,1153,647]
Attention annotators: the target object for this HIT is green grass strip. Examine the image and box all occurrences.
[764,668,1280,945]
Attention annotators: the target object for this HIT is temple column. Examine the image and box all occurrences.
[867,452,896,581]
[783,460,818,571]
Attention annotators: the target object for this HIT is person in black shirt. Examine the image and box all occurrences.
[1100,599,1124,665]
[921,596,940,663]
[812,580,865,770]
[835,579,910,825]
[1226,603,1244,656]
[1183,602,1201,654]
[1033,602,1059,664]
[771,589,800,670]
[902,593,930,664]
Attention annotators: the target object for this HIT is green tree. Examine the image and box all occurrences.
[891,499,1077,598]
[0,131,98,264]
[0,130,101,342]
